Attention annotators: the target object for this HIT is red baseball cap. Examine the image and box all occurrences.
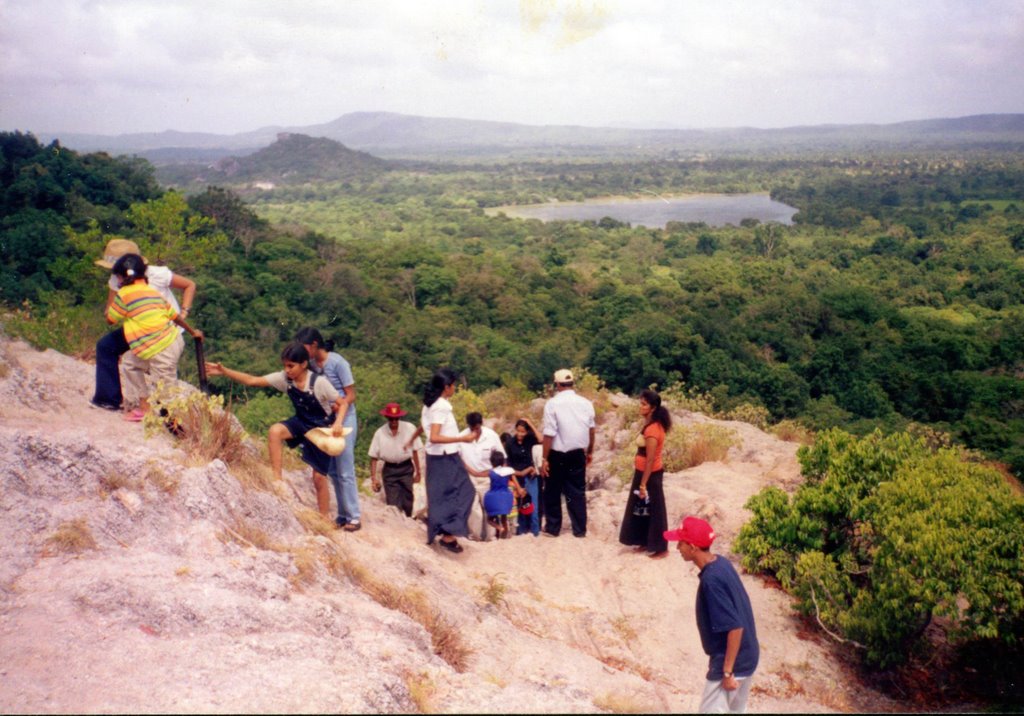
[664,516,715,548]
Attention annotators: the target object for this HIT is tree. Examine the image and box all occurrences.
[736,429,1024,668]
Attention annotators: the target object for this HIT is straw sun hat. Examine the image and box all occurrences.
[305,426,353,456]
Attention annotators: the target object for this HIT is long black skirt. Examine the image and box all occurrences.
[425,452,475,545]
[618,468,668,553]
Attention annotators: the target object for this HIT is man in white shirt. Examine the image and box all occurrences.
[540,369,596,538]
[367,402,423,518]
[459,411,507,541]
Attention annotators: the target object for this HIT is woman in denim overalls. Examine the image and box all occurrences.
[206,342,346,516]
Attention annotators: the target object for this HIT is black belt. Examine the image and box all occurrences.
[384,458,413,468]
[550,448,586,457]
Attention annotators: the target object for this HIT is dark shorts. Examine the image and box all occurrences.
[281,415,331,475]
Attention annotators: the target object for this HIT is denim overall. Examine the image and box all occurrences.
[285,373,334,475]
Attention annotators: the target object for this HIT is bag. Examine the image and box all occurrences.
[518,491,534,516]
[632,491,651,517]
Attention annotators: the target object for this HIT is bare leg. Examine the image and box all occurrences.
[312,471,331,517]
[268,422,293,480]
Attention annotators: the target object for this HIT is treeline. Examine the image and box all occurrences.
[3,131,1024,476]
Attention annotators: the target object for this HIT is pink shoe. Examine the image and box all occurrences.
[123,409,146,422]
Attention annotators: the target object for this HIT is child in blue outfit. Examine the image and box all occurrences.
[483,450,520,539]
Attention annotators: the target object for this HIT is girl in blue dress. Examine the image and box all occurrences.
[483,450,520,539]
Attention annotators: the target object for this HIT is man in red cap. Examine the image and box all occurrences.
[367,402,423,518]
[665,516,759,713]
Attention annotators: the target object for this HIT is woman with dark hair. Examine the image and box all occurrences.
[618,388,672,558]
[295,327,361,531]
[421,368,479,553]
[205,342,347,517]
[505,418,543,536]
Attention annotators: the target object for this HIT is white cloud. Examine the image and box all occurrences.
[1,0,1022,134]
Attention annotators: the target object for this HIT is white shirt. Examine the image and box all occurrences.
[110,265,183,332]
[459,426,506,474]
[542,388,596,452]
[421,397,459,456]
[368,420,423,464]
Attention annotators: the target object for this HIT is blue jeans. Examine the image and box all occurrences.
[329,416,360,523]
[517,475,541,536]
[92,328,128,407]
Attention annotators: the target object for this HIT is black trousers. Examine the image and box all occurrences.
[382,459,415,517]
[544,448,587,537]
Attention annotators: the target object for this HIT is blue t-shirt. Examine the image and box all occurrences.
[695,556,759,680]
[318,351,357,426]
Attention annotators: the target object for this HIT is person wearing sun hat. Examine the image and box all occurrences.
[367,402,423,518]
[91,238,197,412]
[665,516,759,713]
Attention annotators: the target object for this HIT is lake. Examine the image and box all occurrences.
[486,193,798,228]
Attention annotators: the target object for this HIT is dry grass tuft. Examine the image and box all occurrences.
[99,472,141,494]
[481,671,508,688]
[592,692,656,713]
[476,573,509,607]
[610,614,637,643]
[479,380,538,423]
[293,508,336,537]
[144,386,274,492]
[217,517,284,552]
[336,545,472,672]
[594,653,658,683]
[289,543,321,589]
[404,669,437,713]
[145,464,180,494]
[44,518,98,556]
[663,424,736,471]
[771,419,815,445]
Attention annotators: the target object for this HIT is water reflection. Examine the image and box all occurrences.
[487,193,797,228]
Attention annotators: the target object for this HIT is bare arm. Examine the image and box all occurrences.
[540,434,553,477]
[721,628,744,691]
[403,424,424,451]
[637,433,657,499]
[204,362,271,388]
[170,273,196,316]
[429,423,477,445]
[412,449,422,483]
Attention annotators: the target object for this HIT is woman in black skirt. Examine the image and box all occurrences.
[618,389,672,558]
[420,368,479,553]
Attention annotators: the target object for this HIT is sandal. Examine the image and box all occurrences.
[439,539,463,554]
[123,409,146,422]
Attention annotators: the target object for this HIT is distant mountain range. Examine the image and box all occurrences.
[38,111,1024,163]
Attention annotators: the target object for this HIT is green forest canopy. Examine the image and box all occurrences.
[2,130,1024,476]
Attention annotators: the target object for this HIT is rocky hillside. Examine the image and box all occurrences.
[0,334,901,713]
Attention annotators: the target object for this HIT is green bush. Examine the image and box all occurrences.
[735,428,1024,668]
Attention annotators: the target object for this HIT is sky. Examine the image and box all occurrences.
[2,0,1024,136]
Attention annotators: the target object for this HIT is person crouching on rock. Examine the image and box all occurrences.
[205,342,347,518]
[103,253,203,422]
